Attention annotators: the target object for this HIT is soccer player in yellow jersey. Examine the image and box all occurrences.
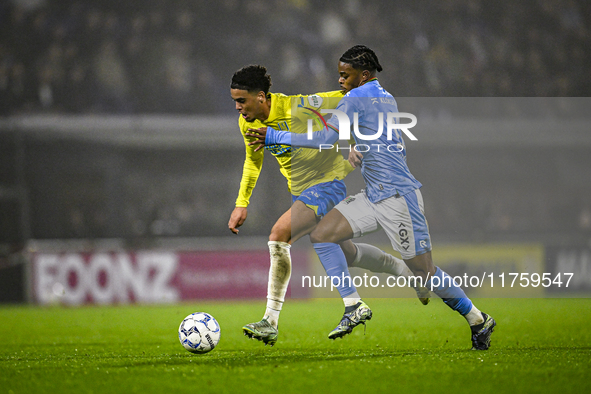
[228,65,426,346]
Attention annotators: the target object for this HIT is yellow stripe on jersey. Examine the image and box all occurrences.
[235,91,354,207]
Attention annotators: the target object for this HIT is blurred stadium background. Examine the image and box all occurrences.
[1,0,591,305]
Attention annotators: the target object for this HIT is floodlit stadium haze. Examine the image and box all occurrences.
[1,1,591,393]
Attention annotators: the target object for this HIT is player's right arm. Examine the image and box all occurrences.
[228,207,248,234]
[245,124,337,150]
[229,119,264,234]
[246,106,347,149]
[246,91,355,149]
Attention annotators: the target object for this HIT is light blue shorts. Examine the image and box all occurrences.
[335,189,432,260]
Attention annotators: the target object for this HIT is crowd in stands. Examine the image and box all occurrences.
[1,0,590,116]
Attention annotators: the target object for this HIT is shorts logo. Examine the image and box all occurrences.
[420,240,428,248]
[398,223,410,251]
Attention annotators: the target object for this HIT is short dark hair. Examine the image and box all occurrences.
[339,45,383,72]
[230,65,272,94]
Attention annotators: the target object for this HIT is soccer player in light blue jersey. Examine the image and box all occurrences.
[246,45,496,349]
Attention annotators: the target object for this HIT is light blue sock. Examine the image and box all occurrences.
[313,243,357,298]
[427,266,473,315]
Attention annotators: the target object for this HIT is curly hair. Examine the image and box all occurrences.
[230,65,272,94]
[339,45,383,72]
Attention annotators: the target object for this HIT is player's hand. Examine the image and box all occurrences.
[348,148,363,168]
[228,207,248,234]
[245,127,267,152]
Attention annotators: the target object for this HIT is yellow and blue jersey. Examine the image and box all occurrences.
[235,90,353,207]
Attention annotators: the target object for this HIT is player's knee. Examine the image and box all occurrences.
[309,226,336,244]
[269,224,290,243]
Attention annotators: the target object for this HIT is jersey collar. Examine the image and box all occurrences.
[361,77,378,86]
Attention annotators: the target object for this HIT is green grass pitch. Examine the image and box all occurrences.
[1,298,590,394]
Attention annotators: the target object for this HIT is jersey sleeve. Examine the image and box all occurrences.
[266,124,338,147]
[326,93,358,131]
[235,118,264,207]
[289,90,344,113]
[315,90,345,102]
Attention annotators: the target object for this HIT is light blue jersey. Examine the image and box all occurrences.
[266,76,482,324]
[327,79,422,203]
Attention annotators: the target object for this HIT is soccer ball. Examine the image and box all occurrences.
[178,312,221,354]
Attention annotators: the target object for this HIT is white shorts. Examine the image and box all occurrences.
[335,189,432,260]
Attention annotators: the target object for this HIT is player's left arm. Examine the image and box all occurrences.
[245,123,339,150]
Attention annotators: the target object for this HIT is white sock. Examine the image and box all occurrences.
[343,290,362,307]
[464,304,485,326]
[265,241,292,328]
[353,243,412,278]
